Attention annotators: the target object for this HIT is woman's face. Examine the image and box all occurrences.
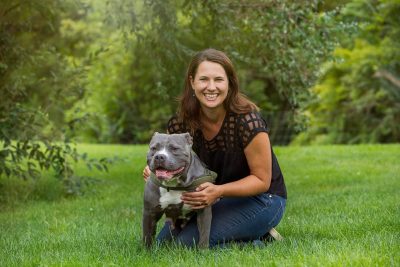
[190,61,229,111]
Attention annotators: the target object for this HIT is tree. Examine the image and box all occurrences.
[82,0,347,144]
[0,0,108,193]
[294,0,400,144]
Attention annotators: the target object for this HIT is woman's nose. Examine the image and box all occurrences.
[207,80,216,90]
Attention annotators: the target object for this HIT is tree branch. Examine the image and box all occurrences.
[2,3,21,17]
[374,70,400,89]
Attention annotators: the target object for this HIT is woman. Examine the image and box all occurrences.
[143,48,287,248]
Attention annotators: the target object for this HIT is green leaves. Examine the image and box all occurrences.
[295,0,400,144]
[0,0,113,194]
[3,0,396,158]
[85,0,347,144]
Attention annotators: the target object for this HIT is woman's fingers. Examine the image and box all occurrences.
[184,199,208,209]
[190,204,208,210]
[181,192,208,209]
[195,182,212,191]
[143,166,150,181]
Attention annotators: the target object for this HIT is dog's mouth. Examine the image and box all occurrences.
[155,166,185,180]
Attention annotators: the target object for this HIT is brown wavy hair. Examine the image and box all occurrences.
[178,48,259,132]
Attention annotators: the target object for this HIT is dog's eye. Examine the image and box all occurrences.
[150,146,157,151]
[169,146,178,151]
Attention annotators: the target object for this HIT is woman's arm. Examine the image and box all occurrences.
[181,132,272,209]
[219,132,272,196]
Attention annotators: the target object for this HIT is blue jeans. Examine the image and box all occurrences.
[156,193,286,248]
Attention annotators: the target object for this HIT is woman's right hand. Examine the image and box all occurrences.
[143,165,151,182]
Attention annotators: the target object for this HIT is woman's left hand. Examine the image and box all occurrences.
[181,182,222,210]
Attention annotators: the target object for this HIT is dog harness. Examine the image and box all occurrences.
[149,168,217,192]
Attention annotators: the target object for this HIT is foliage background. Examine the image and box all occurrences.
[294,0,400,144]
[3,0,399,148]
[1,0,399,187]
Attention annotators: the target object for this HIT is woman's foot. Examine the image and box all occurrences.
[262,227,284,242]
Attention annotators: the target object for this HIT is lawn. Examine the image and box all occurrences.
[0,144,399,266]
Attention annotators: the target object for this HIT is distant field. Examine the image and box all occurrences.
[0,144,399,266]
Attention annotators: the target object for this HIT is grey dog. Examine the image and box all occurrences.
[142,132,217,248]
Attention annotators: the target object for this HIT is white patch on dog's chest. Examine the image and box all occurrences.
[159,188,191,211]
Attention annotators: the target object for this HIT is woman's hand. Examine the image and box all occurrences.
[181,182,222,210]
[143,165,150,182]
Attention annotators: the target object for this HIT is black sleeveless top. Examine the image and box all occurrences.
[167,111,287,199]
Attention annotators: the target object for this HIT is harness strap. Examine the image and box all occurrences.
[150,169,217,191]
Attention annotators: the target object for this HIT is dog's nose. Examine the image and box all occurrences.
[154,154,166,163]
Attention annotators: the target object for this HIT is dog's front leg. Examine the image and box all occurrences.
[142,209,162,248]
[197,206,212,249]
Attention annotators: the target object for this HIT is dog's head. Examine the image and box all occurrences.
[147,132,193,184]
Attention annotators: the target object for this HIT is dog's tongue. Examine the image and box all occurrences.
[155,167,184,180]
[155,169,173,179]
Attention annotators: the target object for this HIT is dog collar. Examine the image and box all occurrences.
[149,169,217,192]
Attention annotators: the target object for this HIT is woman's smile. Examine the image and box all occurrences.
[203,92,218,101]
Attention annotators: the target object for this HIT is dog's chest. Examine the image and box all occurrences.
[159,188,191,212]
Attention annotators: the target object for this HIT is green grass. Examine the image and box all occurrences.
[0,144,399,266]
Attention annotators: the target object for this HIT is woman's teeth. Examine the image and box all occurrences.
[204,93,218,101]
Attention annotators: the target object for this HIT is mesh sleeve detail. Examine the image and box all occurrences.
[239,112,269,148]
[167,116,185,134]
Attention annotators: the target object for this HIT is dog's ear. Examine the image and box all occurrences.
[149,132,159,145]
[183,133,193,146]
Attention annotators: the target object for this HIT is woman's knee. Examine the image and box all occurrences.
[268,195,286,228]
[174,221,200,248]
[156,221,178,243]
[175,235,198,248]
